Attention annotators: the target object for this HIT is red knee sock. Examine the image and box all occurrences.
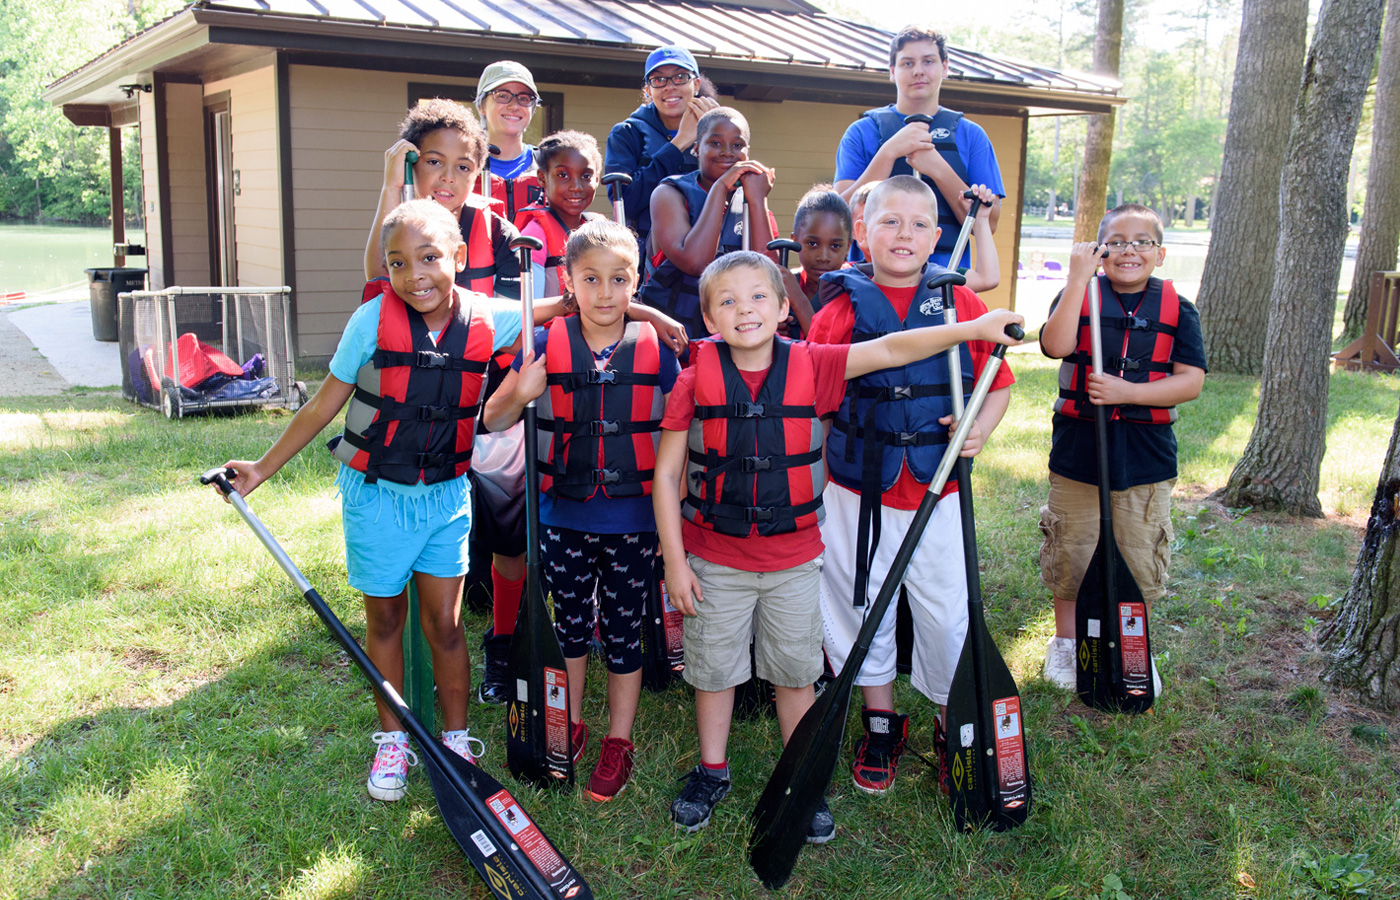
[492,566,524,636]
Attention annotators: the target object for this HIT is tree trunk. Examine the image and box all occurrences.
[1197,0,1308,375]
[1073,0,1124,243]
[1221,0,1386,517]
[1343,0,1400,340]
[1322,397,1400,711]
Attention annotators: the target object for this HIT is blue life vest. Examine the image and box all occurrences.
[638,170,744,341]
[861,105,969,259]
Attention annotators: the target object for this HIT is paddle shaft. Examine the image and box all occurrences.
[945,190,982,276]
[1088,272,1123,687]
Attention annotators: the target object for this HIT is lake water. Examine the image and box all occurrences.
[0,223,145,298]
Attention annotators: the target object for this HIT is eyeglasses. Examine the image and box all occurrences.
[1102,239,1160,253]
[485,89,538,108]
[647,72,695,88]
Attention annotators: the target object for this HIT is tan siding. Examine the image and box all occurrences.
[205,63,283,288]
[164,83,210,285]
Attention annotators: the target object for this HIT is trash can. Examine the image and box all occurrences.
[85,267,147,342]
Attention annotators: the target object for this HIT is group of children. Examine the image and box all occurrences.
[220,37,1206,849]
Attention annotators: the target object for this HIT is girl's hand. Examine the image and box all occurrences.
[663,559,704,616]
[382,139,419,195]
[738,162,776,202]
[219,460,269,500]
[975,308,1025,345]
[516,350,548,402]
[968,183,996,219]
[654,316,689,356]
[716,160,770,194]
[674,96,721,150]
[1067,241,1106,283]
[937,414,987,458]
[1085,372,1137,406]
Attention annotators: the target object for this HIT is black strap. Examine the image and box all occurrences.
[694,401,819,420]
[545,467,655,488]
[538,415,662,437]
[547,369,662,390]
[1069,351,1174,376]
[686,446,823,482]
[689,495,823,526]
[1078,314,1177,337]
[373,348,489,373]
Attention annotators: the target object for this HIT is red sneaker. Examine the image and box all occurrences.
[571,720,589,765]
[583,736,635,802]
[852,709,908,794]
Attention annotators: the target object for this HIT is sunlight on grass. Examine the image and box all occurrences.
[277,847,369,900]
[0,409,133,452]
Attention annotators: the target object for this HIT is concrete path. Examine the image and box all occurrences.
[2,299,122,395]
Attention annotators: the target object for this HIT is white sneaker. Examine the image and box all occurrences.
[367,731,418,801]
[1151,658,1163,699]
[1043,637,1076,690]
[442,728,486,764]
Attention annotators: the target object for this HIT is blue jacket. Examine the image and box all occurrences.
[604,104,699,255]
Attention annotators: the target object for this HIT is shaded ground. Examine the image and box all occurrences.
[0,310,69,396]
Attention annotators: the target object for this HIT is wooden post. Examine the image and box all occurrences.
[110,126,125,268]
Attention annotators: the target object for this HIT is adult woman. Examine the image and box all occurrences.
[476,60,545,222]
[604,45,719,255]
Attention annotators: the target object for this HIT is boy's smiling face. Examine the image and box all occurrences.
[385,221,466,331]
[859,188,940,286]
[1098,211,1166,294]
[701,264,789,364]
[414,127,480,217]
[696,117,747,186]
[794,210,851,279]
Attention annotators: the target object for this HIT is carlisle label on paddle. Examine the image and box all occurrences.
[993,697,1029,808]
[1119,602,1151,696]
[486,790,585,899]
[544,667,570,774]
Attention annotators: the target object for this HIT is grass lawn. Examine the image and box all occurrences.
[2,357,1398,900]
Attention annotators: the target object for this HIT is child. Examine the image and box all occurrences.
[847,182,999,293]
[848,181,876,263]
[513,131,608,298]
[484,220,681,801]
[365,98,521,299]
[222,200,558,802]
[786,185,852,337]
[1037,204,1206,694]
[639,107,785,344]
[476,60,546,222]
[807,175,1017,797]
[653,250,1022,840]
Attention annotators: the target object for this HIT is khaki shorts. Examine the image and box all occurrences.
[1039,473,1175,602]
[681,555,823,692]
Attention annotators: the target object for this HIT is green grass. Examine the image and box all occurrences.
[2,361,1398,899]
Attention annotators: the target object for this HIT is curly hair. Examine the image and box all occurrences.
[398,98,490,168]
[535,130,603,176]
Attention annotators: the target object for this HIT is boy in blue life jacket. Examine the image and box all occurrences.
[653,249,1022,841]
[1037,204,1206,695]
[807,175,1016,797]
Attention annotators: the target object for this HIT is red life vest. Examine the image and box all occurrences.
[512,206,604,298]
[1054,275,1180,425]
[490,171,544,224]
[682,338,825,537]
[457,196,501,296]
[535,316,664,501]
[332,284,493,485]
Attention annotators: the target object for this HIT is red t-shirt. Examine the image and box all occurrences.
[661,341,851,571]
[807,281,1016,510]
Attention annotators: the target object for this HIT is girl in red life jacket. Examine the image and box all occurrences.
[483,220,683,803]
[513,131,607,299]
[364,99,521,299]
[784,185,853,338]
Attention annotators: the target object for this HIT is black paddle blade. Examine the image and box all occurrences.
[640,558,683,692]
[423,744,593,900]
[748,663,857,889]
[1074,541,1155,713]
[945,621,1032,832]
[505,573,574,788]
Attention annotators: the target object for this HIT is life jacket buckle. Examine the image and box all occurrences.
[1111,358,1141,372]
[741,456,772,473]
[890,385,913,401]
[415,350,449,369]
[896,432,920,445]
[589,420,621,436]
[744,507,775,523]
[587,369,616,384]
[591,469,622,485]
[733,402,765,418]
[418,406,449,421]
[1128,316,1150,331]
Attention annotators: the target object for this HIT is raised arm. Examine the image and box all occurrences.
[845,307,1023,380]
[220,375,356,498]
[1041,242,1102,359]
[364,140,418,280]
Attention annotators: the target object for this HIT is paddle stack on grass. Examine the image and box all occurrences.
[200,467,592,900]
[747,319,1024,890]
[505,235,576,787]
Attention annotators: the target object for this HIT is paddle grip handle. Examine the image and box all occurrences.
[601,172,632,224]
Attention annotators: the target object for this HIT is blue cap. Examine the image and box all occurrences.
[645,45,699,77]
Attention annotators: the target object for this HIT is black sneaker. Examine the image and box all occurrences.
[476,627,511,706]
[852,709,909,794]
[670,765,732,833]
[806,798,835,844]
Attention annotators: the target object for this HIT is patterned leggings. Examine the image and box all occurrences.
[541,526,654,674]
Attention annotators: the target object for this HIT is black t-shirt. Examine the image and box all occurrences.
[1042,282,1208,490]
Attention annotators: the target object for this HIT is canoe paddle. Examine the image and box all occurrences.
[1075,257,1156,713]
[506,234,576,787]
[747,320,1023,889]
[600,172,632,225]
[936,268,1032,831]
[200,467,592,900]
[401,150,418,205]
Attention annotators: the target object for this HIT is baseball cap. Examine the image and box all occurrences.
[644,45,699,77]
[476,61,539,100]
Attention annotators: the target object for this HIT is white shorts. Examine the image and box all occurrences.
[817,482,968,705]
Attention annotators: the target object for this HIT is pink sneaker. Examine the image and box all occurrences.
[441,729,485,764]
[367,731,418,801]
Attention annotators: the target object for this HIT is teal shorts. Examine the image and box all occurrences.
[339,468,474,597]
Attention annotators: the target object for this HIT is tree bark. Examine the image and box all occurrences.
[1073,0,1123,243]
[1322,397,1400,711]
[1197,0,1308,375]
[1221,0,1386,517]
[1343,0,1400,340]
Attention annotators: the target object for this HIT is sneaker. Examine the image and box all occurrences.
[571,720,590,765]
[441,728,485,764]
[476,628,511,706]
[806,798,835,844]
[367,731,418,801]
[852,709,908,794]
[932,715,951,797]
[1043,636,1076,691]
[584,736,635,802]
[670,765,732,832]
[1152,658,1163,698]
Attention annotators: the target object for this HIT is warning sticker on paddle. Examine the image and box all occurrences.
[1118,602,1151,696]
[992,697,1029,809]
[659,579,685,671]
[486,790,582,898]
[544,667,570,773]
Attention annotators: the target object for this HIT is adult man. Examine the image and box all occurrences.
[834,26,1004,269]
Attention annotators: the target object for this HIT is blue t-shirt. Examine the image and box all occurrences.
[490,147,536,180]
[835,106,1004,269]
[512,323,680,533]
[329,291,525,502]
[1044,286,1208,491]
